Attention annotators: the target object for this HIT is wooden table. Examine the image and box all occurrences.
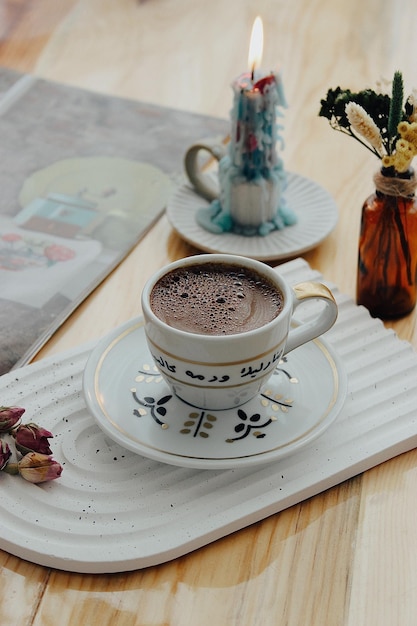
[1,1,417,624]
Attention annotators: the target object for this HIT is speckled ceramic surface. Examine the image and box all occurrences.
[167,172,338,260]
[83,319,346,469]
[1,258,416,573]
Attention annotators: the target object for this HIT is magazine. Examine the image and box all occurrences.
[0,67,228,374]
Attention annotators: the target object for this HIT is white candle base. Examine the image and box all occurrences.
[195,156,297,237]
[226,178,281,227]
[219,155,293,229]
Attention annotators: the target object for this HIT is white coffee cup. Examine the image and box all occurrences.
[141,254,337,411]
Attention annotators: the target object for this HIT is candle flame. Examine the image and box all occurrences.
[248,16,263,77]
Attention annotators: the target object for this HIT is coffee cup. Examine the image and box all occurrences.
[141,254,337,411]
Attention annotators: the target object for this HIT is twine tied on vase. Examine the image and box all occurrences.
[373,169,417,198]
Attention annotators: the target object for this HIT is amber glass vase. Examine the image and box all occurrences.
[357,170,417,319]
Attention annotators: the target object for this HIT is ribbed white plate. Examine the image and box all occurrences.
[1,258,416,573]
[167,172,338,260]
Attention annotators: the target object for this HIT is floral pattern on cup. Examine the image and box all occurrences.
[130,359,298,443]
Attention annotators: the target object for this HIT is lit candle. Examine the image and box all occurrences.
[197,17,297,236]
[230,16,280,179]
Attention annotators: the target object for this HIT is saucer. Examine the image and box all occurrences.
[166,171,338,261]
[83,317,347,470]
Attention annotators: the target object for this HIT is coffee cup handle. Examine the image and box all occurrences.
[284,282,338,355]
[184,140,227,201]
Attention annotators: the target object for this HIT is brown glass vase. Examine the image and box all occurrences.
[357,169,417,319]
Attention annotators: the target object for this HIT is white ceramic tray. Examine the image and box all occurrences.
[1,258,417,573]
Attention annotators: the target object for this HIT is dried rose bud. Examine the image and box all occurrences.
[0,406,25,433]
[13,422,53,455]
[0,440,12,470]
[17,452,63,484]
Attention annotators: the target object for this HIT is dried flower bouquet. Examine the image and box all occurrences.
[319,71,417,318]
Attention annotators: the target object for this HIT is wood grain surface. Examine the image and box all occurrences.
[1,0,417,624]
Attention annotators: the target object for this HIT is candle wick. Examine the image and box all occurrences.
[251,64,255,82]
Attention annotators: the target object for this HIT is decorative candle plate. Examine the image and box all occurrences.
[167,172,338,261]
[1,258,417,573]
[82,318,347,470]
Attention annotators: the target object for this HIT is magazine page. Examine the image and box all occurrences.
[0,68,228,373]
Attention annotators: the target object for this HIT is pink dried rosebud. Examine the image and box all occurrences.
[0,440,12,470]
[0,406,25,432]
[13,422,53,455]
[17,452,63,484]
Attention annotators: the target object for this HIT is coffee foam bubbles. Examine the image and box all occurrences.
[150,263,284,335]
